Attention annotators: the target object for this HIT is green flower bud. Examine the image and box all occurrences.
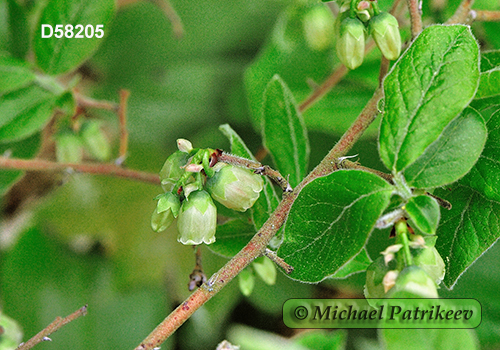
[159,151,189,192]
[206,164,264,212]
[80,120,111,161]
[151,192,181,232]
[177,190,217,245]
[336,12,365,70]
[369,12,401,61]
[238,267,255,297]
[55,132,83,163]
[253,256,277,286]
[389,266,439,298]
[412,246,445,285]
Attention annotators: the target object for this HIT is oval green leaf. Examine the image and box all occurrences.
[0,85,56,143]
[0,55,35,94]
[208,219,255,258]
[379,25,480,173]
[262,75,310,188]
[460,109,500,202]
[403,107,487,189]
[405,195,440,235]
[434,184,500,289]
[219,124,280,231]
[278,170,393,283]
[34,0,115,75]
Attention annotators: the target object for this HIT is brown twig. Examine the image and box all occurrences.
[446,0,474,24]
[217,152,292,192]
[378,56,391,86]
[340,159,394,183]
[298,41,376,113]
[152,0,185,39]
[117,89,130,164]
[134,85,384,350]
[73,92,118,111]
[425,191,452,210]
[0,157,160,185]
[298,65,348,113]
[305,87,384,181]
[406,0,423,39]
[16,305,87,350]
[264,248,294,274]
[474,10,500,22]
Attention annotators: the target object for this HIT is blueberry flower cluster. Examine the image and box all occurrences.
[365,228,445,300]
[151,139,264,245]
[335,0,401,70]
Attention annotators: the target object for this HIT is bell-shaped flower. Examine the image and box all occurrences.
[413,246,445,285]
[389,266,439,298]
[177,190,217,245]
[206,164,264,212]
[369,12,401,61]
[151,192,181,232]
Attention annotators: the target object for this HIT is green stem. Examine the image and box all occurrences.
[372,1,381,16]
[395,220,413,267]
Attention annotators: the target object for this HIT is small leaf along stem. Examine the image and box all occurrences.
[16,305,87,350]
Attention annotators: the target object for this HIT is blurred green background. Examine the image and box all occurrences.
[1,0,500,349]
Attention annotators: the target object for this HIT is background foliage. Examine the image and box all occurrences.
[1,0,500,349]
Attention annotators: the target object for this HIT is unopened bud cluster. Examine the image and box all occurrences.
[335,0,401,70]
[151,139,264,246]
[365,233,445,300]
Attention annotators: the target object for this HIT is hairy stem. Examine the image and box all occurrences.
[406,0,422,39]
[446,0,474,24]
[474,10,500,22]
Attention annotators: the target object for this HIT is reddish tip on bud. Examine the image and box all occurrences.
[177,138,193,153]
